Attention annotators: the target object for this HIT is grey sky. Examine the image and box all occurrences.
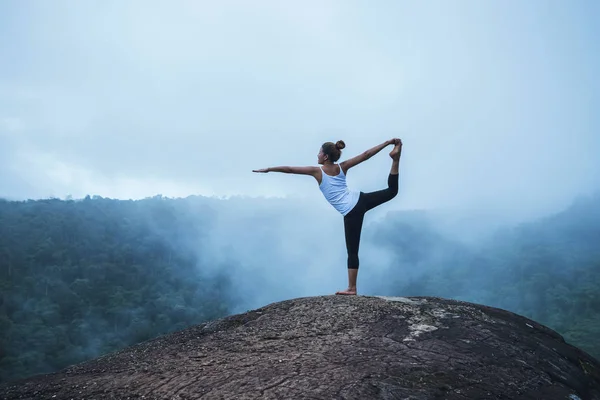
[1,0,599,220]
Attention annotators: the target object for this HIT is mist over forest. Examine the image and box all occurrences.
[1,0,599,391]
[1,192,599,383]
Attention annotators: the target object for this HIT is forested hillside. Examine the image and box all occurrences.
[0,196,232,382]
[0,193,599,383]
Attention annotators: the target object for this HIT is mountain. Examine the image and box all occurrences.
[1,295,598,399]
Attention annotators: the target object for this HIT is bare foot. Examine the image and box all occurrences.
[335,288,357,295]
[389,139,402,160]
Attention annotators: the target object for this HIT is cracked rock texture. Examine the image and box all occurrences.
[1,296,599,399]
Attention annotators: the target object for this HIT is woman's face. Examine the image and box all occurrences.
[317,147,326,164]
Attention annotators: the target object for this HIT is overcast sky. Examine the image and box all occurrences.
[1,0,599,220]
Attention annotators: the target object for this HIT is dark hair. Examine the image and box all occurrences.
[321,140,345,162]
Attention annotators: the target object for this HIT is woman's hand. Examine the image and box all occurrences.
[388,138,401,146]
[252,168,269,173]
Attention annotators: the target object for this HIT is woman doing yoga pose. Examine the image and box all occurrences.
[253,138,402,295]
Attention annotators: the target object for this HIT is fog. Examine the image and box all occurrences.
[178,190,598,314]
[1,1,598,222]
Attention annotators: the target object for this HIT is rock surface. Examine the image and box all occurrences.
[1,295,599,399]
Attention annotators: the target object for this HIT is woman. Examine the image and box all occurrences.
[253,138,402,295]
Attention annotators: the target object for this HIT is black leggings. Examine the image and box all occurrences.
[343,173,399,269]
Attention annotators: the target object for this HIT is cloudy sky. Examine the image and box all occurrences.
[1,0,598,220]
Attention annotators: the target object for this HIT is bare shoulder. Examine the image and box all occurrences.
[339,161,348,175]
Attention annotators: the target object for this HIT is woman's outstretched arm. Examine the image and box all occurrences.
[340,138,397,172]
[253,166,319,177]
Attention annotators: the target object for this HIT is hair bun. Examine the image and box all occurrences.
[335,140,346,150]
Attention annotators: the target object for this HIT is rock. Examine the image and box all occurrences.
[1,296,599,399]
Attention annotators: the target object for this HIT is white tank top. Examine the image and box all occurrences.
[319,165,360,216]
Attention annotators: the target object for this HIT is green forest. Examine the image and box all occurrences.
[0,193,599,383]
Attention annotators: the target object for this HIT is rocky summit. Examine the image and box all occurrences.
[1,296,599,400]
